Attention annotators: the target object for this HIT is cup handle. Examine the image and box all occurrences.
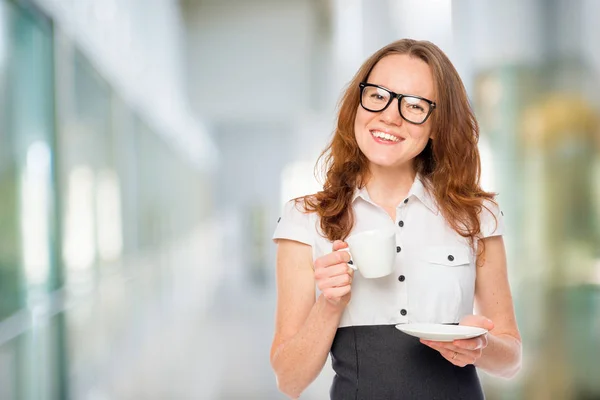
[337,247,357,270]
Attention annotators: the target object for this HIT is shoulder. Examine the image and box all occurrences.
[479,197,505,238]
[282,195,317,216]
[272,196,319,246]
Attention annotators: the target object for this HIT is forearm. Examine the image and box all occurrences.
[271,294,344,398]
[475,333,522,378]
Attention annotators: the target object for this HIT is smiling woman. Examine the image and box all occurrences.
[270,39,522,399]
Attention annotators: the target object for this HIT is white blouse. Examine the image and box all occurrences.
[273,176,504,328]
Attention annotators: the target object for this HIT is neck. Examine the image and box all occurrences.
[365,163,417,208]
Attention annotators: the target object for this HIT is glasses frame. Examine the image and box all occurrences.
[359,82,437,125]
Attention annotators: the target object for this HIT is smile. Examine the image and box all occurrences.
[370,130,403,143]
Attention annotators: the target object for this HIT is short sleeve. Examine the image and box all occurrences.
[480,199,505,238]
[272,199,314,246]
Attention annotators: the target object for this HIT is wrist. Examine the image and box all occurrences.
[317,293,347,316]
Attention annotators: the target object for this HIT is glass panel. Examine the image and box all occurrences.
[60,50,113,285]
[58,50,116,398]
[0,0,20,323]
[0,1,65,399]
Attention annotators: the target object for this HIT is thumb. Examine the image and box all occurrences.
[332,240,349,252]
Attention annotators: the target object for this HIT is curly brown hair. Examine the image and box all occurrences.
[302,39,496,251]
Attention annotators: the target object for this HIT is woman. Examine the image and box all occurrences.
[271,39,522,399]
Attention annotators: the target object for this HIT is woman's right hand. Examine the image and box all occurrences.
[313,240,354,308]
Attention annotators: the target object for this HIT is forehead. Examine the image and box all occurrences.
[367,54,435,100]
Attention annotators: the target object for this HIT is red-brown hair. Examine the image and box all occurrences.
[302,39,496,250]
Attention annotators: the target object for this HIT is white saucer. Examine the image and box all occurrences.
[395,323,487,342]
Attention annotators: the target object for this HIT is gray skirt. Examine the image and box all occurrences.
[330,325,485,400]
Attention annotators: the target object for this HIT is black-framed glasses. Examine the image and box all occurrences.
[359,82,436,125]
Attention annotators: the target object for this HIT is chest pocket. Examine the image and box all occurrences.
[425,246,472,267]
[411,245,475,323]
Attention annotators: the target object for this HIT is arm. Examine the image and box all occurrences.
[420,236,522,378]
[270,239,351,399]
[472,235,522,377]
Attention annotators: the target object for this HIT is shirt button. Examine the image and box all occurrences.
[448,255,454,262]
[396,246,401,253]
[398,220,404,228]
[400,309,407,316]
[403,198,408,204]
[398,275,405,282]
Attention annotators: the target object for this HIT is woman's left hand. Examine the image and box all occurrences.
[420,315,495,367]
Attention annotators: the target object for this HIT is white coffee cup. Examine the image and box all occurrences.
[341,229,396,278]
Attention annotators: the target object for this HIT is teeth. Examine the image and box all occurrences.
[371,131,400,142]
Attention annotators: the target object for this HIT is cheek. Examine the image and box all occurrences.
[409,125,432,144]
[354,107,372,133]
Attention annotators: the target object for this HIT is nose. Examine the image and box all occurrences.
[379,97,403,126]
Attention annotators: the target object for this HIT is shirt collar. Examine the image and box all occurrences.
[408,175,439,215]
[352,174,439,214]
[352,185,371,203]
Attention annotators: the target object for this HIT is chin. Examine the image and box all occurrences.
[366,155,403,169]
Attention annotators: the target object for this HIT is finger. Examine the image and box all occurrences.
[333,243,356,269]
[322,285,351,300]
[439,347,460,362]
[458,332,488,350]
[421,342,461,363]
[314,249,351,271]
[443,349,472,367]
[446,343,481,359]
[421,341,461,354]
[480,333,488,349]
[314,263,352,280]
[329,263,353,277]
[316,267,353,291]
[421,340,479,366]
[420,340,449,352]
[425,344,471,367]
[332,240,349,252]
[324,273,352,288]
[453,336,485,351]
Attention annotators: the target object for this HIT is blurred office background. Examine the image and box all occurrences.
[0,0,598,399]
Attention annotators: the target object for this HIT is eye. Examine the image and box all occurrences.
[407,103,424,111]
[403,97,427,113]
[370,93,386,101]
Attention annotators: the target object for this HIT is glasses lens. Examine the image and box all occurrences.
[361,85,391,111]
[400,96,431,124]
